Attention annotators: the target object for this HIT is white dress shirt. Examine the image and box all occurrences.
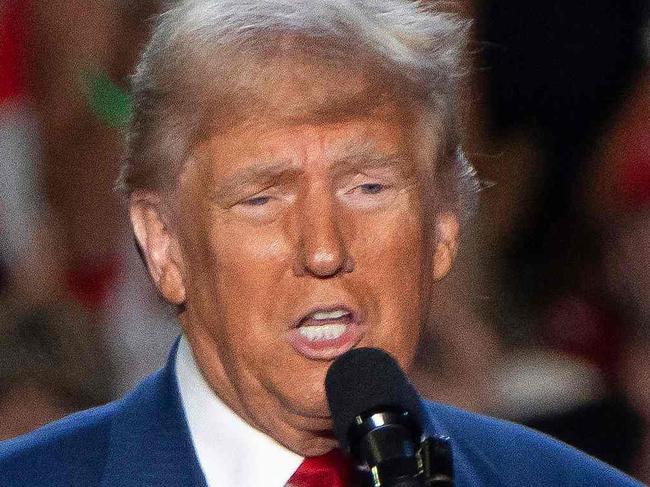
[175,336,304,487]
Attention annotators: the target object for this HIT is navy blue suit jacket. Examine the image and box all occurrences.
[0,345,642,486]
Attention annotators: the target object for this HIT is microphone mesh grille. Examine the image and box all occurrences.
[325,347,424,451]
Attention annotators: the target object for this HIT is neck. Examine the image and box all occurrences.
[181,326,338,457]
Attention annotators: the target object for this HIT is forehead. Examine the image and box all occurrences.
[184,50,429,192]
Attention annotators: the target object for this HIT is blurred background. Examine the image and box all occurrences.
[0,0,648,482]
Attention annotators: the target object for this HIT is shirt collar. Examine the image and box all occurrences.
[175,335,304,487]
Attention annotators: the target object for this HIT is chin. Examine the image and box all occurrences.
[293,434,339,457]
[283,371,331,416]
[283,395,333,431]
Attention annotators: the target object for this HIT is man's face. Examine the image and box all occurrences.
[132,103,457,455]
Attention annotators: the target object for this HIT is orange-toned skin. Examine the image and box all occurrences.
[130,101,458,456]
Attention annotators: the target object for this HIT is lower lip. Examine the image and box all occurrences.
[287,321,366,361]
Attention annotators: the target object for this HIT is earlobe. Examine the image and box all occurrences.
[432,212,460,281]
[130,193,186,305]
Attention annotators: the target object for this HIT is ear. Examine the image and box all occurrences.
[129,192,186,305]
[432,212,460,281]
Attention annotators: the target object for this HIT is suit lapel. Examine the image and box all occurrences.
[100,341,208,487]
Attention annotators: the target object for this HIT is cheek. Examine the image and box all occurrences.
[203,223,291,333]
[180,202,286,308]
[212,223,289,282]
[351,200,424,284]
[350,207,425,367]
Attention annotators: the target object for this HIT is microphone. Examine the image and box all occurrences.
[325,347,453,486]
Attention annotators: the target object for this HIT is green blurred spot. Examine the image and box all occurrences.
[84,71,132,128]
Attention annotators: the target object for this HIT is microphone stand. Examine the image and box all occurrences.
[349,409,454,487]
[354,435,453,486]
[419,436,454,486]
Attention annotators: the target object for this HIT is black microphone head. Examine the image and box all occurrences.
[325,347,424,453]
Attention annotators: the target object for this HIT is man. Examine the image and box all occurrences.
[0,1,642,485]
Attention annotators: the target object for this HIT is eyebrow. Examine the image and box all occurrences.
[210,141,409,203]
[211,160,301,203]
[332,149,407,175]
[328,139,413,179]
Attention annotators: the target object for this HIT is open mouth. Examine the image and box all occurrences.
[297,308,354,340]
[288,306,365,360]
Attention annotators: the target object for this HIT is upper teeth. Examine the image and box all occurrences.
[311,309,349,320]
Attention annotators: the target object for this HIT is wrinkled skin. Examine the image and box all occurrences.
[130,102,458,456]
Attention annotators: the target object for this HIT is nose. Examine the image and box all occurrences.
[294,189,354,278]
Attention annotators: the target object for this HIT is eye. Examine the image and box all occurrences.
[357,183,385,194]
[241,195,271,206]
[231,191,290,223]
[338,178,399,211]
[347,182,390,196]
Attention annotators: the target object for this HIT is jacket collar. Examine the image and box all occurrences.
[100,340,208,487]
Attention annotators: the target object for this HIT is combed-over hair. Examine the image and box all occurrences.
[119,0,479,224]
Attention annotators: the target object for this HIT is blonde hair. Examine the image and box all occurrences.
[119,0,478,222]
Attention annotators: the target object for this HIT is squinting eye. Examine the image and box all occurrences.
[358,183,385,194]
[242,196,271,206]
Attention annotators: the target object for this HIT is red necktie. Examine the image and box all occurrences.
[287,449,353,487]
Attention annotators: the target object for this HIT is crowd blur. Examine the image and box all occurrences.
[1,0,648,482]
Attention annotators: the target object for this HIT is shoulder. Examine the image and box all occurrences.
[0,365,177,487]
[0,399,120,487]
[423,401,642,487]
